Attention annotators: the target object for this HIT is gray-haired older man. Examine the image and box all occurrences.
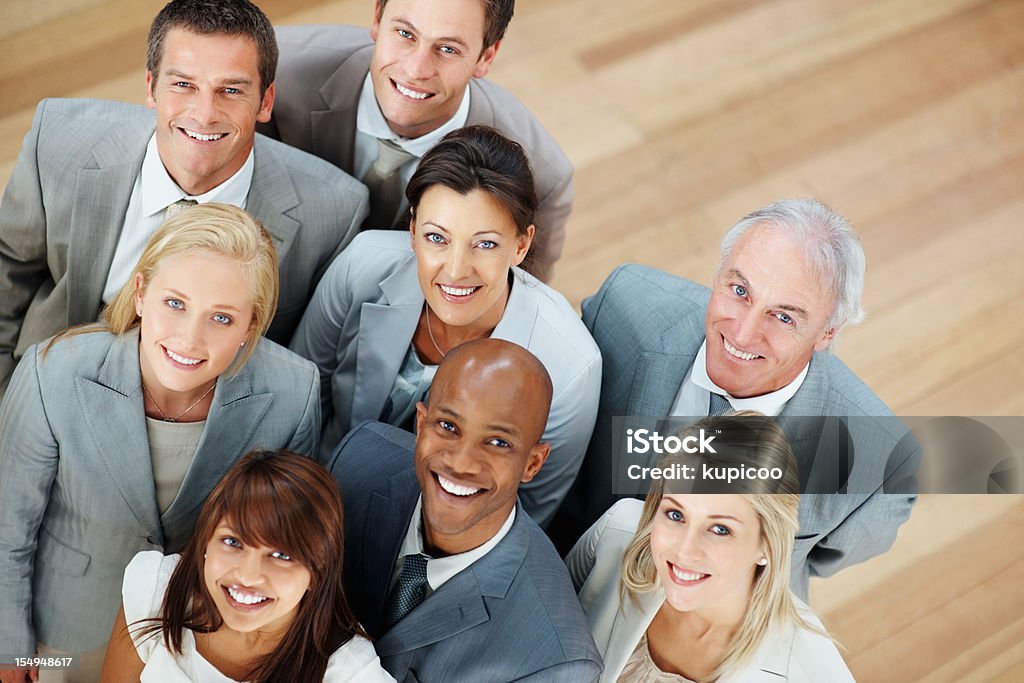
[552,198,919,599]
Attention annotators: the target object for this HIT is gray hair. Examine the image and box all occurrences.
[718,198,866,334]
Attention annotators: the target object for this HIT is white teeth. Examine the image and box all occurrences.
[227,586,269,605]
[440,284,477,297]
[166,348,202,365]
[394,82,429,100]
[184,129,226,141]
[723,338,758,361]
[437,474,481,497]
[671,565,708,582]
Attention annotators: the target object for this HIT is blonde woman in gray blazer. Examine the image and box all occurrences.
[0,205,319,682]
[291,127,600,529]
[566,416,854,683]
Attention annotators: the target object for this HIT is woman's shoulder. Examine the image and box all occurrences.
[508,269,600,365]
[33,327,119,365]
[768,600,854,682]
[322,633,395,682]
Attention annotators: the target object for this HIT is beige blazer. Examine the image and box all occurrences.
[565,500,855,682]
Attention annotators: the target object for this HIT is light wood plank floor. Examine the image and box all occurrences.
[2,1,1022,680]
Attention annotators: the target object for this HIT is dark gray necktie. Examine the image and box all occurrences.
[362,138,415,229]
[708,392,732,416]
[383,553,429,629]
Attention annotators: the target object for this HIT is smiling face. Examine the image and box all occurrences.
[412,185,532,336]
[704,225,837,398]
[146,28,275,196]
[649,494,765,622]
[369,0,499,139]
[136,250,254,400]
[203,520,312,636]
[414,346,549,556]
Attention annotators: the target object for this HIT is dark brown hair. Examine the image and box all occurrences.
[147,0,278,97]
[377,0,515,50]
[407,125,537,239]
[135,450,364,683]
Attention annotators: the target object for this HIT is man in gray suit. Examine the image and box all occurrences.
[260,0,572,281]
[328,339,601,682]
[551,198,920,599]
[0,0,369,397]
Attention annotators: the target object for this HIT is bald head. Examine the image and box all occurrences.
[430,338,553,445]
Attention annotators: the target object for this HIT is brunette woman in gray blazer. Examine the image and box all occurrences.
[0,205,319,683]
[291,127,600,529]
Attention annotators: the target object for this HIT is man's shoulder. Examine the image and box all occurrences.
[589,264,710,324]
[33,98,151,126]
[274,24,372,73]
[804,351,895,417]
[468,79,572,178]
[604,263,709,299]
[327,420,416,488]
[252,133,362,189]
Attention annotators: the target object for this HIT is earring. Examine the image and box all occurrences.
[239,341,246,347]
[757,557,768,566]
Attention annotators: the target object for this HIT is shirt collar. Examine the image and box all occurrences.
[356,72,472,158]
[398,495,516,590]
[140,134,254,218]
[690,339,808,417]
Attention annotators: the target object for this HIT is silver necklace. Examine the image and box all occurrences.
[425,305,447,359]
[142,381,215,422]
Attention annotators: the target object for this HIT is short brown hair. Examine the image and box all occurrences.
[147,0,278,97]
[377,0,515,50]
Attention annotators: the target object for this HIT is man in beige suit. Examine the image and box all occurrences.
[261,0,573,281]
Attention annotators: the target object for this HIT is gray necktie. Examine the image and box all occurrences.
[709,392,732,416]
[164,198,197,220]
[362,138,415,229]
[383,553,429,629]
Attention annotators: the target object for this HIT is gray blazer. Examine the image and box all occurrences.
[290,230,601,528]
[0,98,370,397]
[566,500,854,683]
[327,421,602,682]
[552,264,919,598]
[0,329,320,654]
[260,24,574,282]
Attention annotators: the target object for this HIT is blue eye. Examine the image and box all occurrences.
[212,313,232,325]
[271,550,292,561]
[666,509,683,522]
[172,81,191,89]
[477,240,497,250]
[710,524,731,536]
[166,298,184,310]
[439,45,458,55]
[397,29,413,39]
[731,284,747,298]
[426,233,445,245]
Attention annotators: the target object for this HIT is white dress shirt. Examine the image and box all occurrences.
[354,73,471,185]
[670,340,809,417]
[389,496,515,599]
[101,135,254,303]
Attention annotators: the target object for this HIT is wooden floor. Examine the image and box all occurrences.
[2,1,1022,680]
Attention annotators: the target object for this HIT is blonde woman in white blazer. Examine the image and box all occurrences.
[566,415,854,682]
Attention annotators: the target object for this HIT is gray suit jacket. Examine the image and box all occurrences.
[260,24,574,282]
[566,500,854,682]
[551,264,919,598]
[290,230,601,528]
[326,421,602,682]
[0,329,320,654]
[0,98,370,398]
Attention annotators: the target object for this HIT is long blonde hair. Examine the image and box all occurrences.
[46,203,278,375]
[620,412,820,682]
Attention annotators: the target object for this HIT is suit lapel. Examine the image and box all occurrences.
[604,589,662,679]
[350,258,422,426]
[246,139,301,263]
[75,330,161,544]
[66,127,148,326]
[375,503,530,657]
[160,361,274,549]
[313,44,373,171]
